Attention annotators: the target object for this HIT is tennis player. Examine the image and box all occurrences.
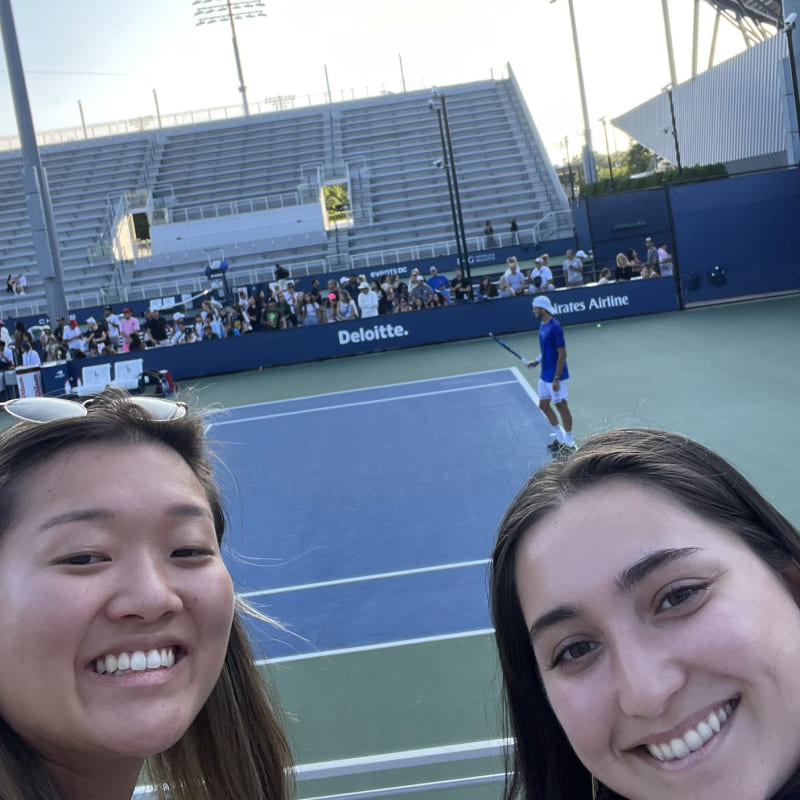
[526,295,576,455]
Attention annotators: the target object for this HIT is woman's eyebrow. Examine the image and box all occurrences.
[527,547,700,644]
[614,547,700,594]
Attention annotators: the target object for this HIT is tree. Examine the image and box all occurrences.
[624,143,655,175]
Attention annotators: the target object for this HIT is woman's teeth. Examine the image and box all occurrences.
[94,647,175,675]
[646,700,736,762]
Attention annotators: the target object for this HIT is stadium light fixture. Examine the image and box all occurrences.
[428,90,471,283]
[784,13,800,163]
[549,0,597,183]
[192,0,266,116]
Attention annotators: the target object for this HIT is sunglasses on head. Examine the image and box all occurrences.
[1,396,188,424]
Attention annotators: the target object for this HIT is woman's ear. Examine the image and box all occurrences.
[780,560,800,605]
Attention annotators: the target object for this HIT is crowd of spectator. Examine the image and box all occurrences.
[0,242,675,366]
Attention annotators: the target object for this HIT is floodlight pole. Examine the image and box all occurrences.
[551,0,597,184]
[432,104,466,281]
[431,89,471,283]
[226,0,249,115]
[563,135,575,201]
[193,0,266,117]
[0,0,68,322]
[665,85,683,175]
[599,117,615,190]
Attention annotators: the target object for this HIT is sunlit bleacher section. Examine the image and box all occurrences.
[0,135,152,314]
[339,75,568,271]
[0,67,571,316]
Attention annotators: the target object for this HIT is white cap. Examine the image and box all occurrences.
[532,295,555,315]
[576,250,589,259]
[173,312,185,321]
[359,282,370,289]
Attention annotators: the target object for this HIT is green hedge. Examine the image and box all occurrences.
[581,163,728,196]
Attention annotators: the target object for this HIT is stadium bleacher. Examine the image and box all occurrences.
[0,73,571,318]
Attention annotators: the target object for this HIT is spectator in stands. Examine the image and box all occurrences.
[484,220,496,248]
[0,320,11,348]
[201,324,218,341]
[128,332,146,351]
[378,277,395,315]
[427,266,449,295]
[641,264,660,279]
[658,242,674,276]
[5,275,14,294]
[62,316,85,357]
[144,309,170,346]
[497,277,514,299]
[0,339,14,370]
[171,317,189,346]
[341,274,361,299]
[397,296,411,313]
[410,296,425,311]
[103,306,122,349]
[527,257,555,293]
[19,339,41,367]
[119,307,140,350]
[14,272,26,295]
[450,267,473,303]
[263,299,285,330]
[358,281,380,318]
[410,275,434,308]
[503,257,528,296]
[597,268,612,284]
[274,262,290,281]
[39,325,60,362]
[298,292,322,326]
[644,236,660,273]
[282,282,299,327]
[335,289,358,321]
[246,296,262,332]
[396,281,410,307]
[84,317,108,354]
[615,252,633,281]
[562,249,584,287]
[510,217,519,244]
[478,276,498,300]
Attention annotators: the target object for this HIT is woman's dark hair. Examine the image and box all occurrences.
[0,390,293,800]
[490,428,800,800]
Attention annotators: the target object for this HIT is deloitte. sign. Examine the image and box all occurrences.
[338,324,409,346]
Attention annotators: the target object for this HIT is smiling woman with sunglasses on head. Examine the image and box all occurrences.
[0,390,292,800]
[491,428,800,800]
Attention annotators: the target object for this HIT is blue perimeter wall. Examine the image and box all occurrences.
[584,168,800,305]
[40,278,677,390]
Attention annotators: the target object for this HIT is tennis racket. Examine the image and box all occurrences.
[488,333,536,364]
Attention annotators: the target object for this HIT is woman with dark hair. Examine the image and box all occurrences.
[491,428,800,800]
[0,390,293,800]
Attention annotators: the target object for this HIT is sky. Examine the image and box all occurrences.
[0,0,759,164]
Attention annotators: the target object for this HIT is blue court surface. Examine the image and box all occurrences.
[207,368,552,661]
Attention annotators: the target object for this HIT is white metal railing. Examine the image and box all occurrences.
[162,191,303,225]
[132,738,509,800]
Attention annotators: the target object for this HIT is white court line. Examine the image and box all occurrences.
[240,558,490,598]
[210,379,518,426]
[256,628,495,665]
[510,365,541,406]
[207,367,517,417]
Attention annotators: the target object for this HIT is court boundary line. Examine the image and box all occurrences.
[240,558,490,598]
[510,365,541,406]
[256,628,494,665]
[210,379,520,426]
[207,367,517,416]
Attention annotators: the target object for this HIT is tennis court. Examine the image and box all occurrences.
[178,294,800,799]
